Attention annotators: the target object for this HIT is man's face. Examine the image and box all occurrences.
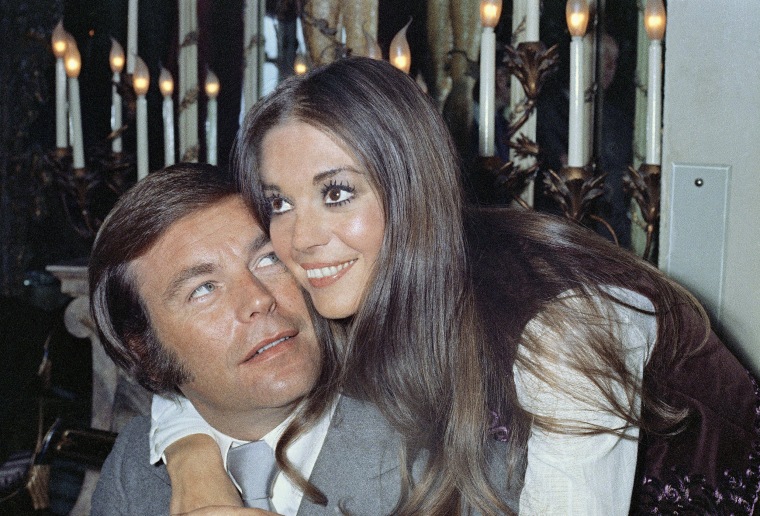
[131,196,321,439]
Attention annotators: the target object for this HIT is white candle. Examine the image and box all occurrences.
[479,27,496,156]
[126,0,138,74]
[565,0,589,167]
[136,96,148,179]
[645,40,662,165]
[68,79,84,169]
[644,0,666,165]
[525,0,540,42]
[509,0,536,204]
[64,41,84,169]
[133,56,150,180]
[111,73,123,153]
[242,0,261,113]
[109,39,125,154]
[567,35,584,167]
[178,0,199,161]
[159,67,175,167]
[52,22,68,149]
[205,71,220,165]
[479,0,502,157]
[55,60,68,149]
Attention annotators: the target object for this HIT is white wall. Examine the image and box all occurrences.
[659,0,760,372]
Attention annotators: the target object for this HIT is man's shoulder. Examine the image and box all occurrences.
[91,415,171,515]
[104,414,156,470]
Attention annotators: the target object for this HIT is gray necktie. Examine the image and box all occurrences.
[226,440,277,509]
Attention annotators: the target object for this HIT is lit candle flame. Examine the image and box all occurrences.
[159,67,174,97]
[205,70,220,98]
[390,18,412,74]
[133,56,150,96]
[293,54,309,75]
[644,0,666,40]
[565,0,589,37]
[110,38,125,73]
[52,21,68,58]
[64,39,81,78]
[480,0,503,28]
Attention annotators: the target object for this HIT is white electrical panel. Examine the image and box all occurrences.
[664,163,731,322]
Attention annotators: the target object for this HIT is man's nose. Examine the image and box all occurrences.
[236,273,276,319]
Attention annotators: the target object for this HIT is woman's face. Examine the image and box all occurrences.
[259,121,385,319]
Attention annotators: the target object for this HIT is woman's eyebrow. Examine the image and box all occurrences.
[311,167,362,185]
[262,166,362,191]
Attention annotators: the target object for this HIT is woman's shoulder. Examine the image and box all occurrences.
[522,286,657,360]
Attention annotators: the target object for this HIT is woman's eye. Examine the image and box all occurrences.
[323,184,354,206]
[190,282,215,299]
[267,195,292,214]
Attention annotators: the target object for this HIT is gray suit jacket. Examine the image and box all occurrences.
[91,396,521,515]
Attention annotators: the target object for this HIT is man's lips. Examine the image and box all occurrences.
[241,330,296,363]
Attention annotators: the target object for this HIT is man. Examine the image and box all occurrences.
[88,164,430,515]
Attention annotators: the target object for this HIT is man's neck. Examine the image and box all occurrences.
[189,401,298,442]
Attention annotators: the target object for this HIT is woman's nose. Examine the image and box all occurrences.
[290,210,329,253]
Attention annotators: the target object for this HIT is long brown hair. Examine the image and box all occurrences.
[233,57,707,514]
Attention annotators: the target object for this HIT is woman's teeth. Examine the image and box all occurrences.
[305,260,356,279]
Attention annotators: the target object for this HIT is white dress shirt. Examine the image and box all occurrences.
[150,395,337,515]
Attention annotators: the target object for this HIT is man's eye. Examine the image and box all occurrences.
[190,282,215,299]
[254,253,281,270]
[267,195,292,214]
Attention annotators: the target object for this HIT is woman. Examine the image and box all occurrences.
[154,57,760,515]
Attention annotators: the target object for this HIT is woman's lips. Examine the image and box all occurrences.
[302,259,357,288]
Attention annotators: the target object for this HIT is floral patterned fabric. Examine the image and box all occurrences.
[631,307,760,516]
